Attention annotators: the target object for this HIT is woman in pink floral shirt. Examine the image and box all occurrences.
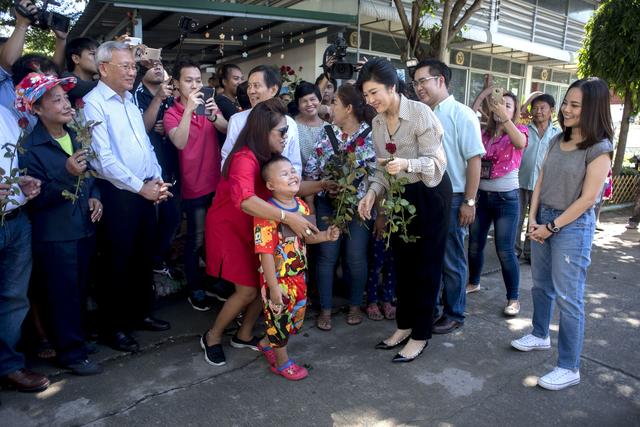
[467,91,528,316]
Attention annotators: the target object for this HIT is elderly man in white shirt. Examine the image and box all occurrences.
[220,64,302,175]
[84,41,172,353]
[0,104,49,392]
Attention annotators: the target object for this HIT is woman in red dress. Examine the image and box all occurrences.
[202,99,318,366]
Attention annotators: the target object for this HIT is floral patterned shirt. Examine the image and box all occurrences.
[481,124,528,179]
[303,122,376,199]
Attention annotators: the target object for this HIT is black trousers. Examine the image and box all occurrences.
[97,180,157,333]
[32,236,95,364]
[393,174,452,341]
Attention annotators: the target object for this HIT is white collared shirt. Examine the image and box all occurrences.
[84,81,162,193]
[0,105,26,211]
[220,108,302,175]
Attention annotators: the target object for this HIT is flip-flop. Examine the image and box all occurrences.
[36,339,56,359]
[346,309,363,325]
[316,312,332,331]
[366,304,384,321]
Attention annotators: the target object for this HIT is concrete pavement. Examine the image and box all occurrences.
[1,209,639,426]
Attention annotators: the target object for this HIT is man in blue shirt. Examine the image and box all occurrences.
[412,59,485,334]
[517,94,561,261]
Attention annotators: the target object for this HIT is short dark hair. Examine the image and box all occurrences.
[335,83,376,126]
[289,81,321,116]
[219,64,241,88]
[531,93,556,109]
[222,98,288,178]
[559,77,614,150]
[171,58,200,81]
[261,154,292,182]
[414,59,451,87]
[64,37,98,72]
[248,65,282,94]
[236,81,251,110]
[356,58,406,95]
[315,74,337,92]
[11,54,60,86]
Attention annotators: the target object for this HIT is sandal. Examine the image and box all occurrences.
[381,302,396,320]
[366,303,384,321]
[316,311,332,331]
[346,307,363,325]
[270,359,308,381]
[36,339,56,359]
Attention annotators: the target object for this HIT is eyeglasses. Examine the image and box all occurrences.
[104,62,137,72]
[411,76,439,89]
[276,125,289,137]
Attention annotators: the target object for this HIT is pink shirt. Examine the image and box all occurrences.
[481,124,528,179]
[164,100,221,199]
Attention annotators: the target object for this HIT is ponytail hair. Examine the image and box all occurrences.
[336,83,376,126]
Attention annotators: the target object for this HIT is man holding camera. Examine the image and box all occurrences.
[164,58,227,311]
[84,41,172,353]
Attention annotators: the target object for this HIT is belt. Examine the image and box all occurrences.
[1,205,24,223]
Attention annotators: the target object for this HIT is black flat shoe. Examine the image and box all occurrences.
[375,334,410,350]
[392,341,428,363]
[136,316,171,332]
[108,331,139,353]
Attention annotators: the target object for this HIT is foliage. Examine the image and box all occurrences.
[578,0,640,175]
[322,145,367,235]
[393,0,484,61]
[0,118,28,225]
[61,99,100,203]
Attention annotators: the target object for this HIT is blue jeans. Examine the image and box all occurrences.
[468,189,521,300]
[315,196,370,309]
[0,211,32,376]
[436,194,468,323]
[183,193,214,293]
[530,206,595,370]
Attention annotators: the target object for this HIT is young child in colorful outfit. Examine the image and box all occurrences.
[254,155,340,380]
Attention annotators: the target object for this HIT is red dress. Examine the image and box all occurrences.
[205,146,270,287]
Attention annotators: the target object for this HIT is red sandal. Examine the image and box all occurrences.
[257,343,276,367]
[270,359,308,381]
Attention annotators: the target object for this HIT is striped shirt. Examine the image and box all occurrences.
[369,95,447,197]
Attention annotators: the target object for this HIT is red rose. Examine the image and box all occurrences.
[298,66,303,71]
[316,147,323,156]
[288,69,295,76]
[356,137,365,147]
[280,65,286,73]
[385,143,397,155]
[75,98,85,109]
[18,117,29,129]
[346,144,355,153]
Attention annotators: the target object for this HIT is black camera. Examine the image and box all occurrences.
[14,0,71,33]
[323,33,355,80]
[178,16,199,34]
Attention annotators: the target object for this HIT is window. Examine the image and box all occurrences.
[471,54,491,71]
[469,72,487,107]
[493,75,509,92]
[552,71,570,84]
[532,67,551,81]
[510,62,525,77]
[537,0,568,14]
[492,58,509,74]
[450,68,467,104]
[370,33,403,55]
[568,0,596,23]
[509,78,523,98]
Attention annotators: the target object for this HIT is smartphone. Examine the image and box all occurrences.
[140,47,162,61]
[491,87,505,105]
[195,87,214,116]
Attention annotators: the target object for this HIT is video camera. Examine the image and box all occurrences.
[323,33,355,80]
[14,0,71,33]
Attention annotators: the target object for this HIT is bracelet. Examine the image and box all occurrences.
[280,209,286,222]
[545,223,554,233]
[211,113,218,122]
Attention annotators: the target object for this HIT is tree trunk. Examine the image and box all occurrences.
[613,93,633,176]
[439,0,453,62]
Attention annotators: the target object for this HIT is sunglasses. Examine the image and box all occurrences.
[276,125,289,137]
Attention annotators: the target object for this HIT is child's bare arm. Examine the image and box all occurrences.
[259,253,284,314]
[305,225,340,244]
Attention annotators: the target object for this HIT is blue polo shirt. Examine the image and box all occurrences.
[433,95,485,193]
[519,121,561,191]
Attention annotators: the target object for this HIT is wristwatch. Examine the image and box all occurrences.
[463,198,476,207]
[547,220,560,233]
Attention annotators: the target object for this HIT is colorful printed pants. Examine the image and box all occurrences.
[261,274,307,348]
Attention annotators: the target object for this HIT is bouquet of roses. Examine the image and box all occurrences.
[62,99,101,203]
[0,118,29,225]
[378,142,418,248]
[278,65,303,92]
[321,135,368,235]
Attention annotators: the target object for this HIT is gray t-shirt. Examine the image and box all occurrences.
[539,135,613,211]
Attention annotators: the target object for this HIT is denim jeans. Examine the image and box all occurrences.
[183,193,214,293]
[468,189,521,300]
[530,206,595,370]
[0,211,32,376]
[315,196,370,309]
[516,189,533,259]
[436,194,468,323]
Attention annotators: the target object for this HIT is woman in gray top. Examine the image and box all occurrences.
[511,78,613,391]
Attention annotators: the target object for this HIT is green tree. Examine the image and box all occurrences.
[578,0,640,176]
[393,0,484,61]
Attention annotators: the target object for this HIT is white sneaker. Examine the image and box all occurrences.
[511,334,551,351]
[538,367,580,390]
